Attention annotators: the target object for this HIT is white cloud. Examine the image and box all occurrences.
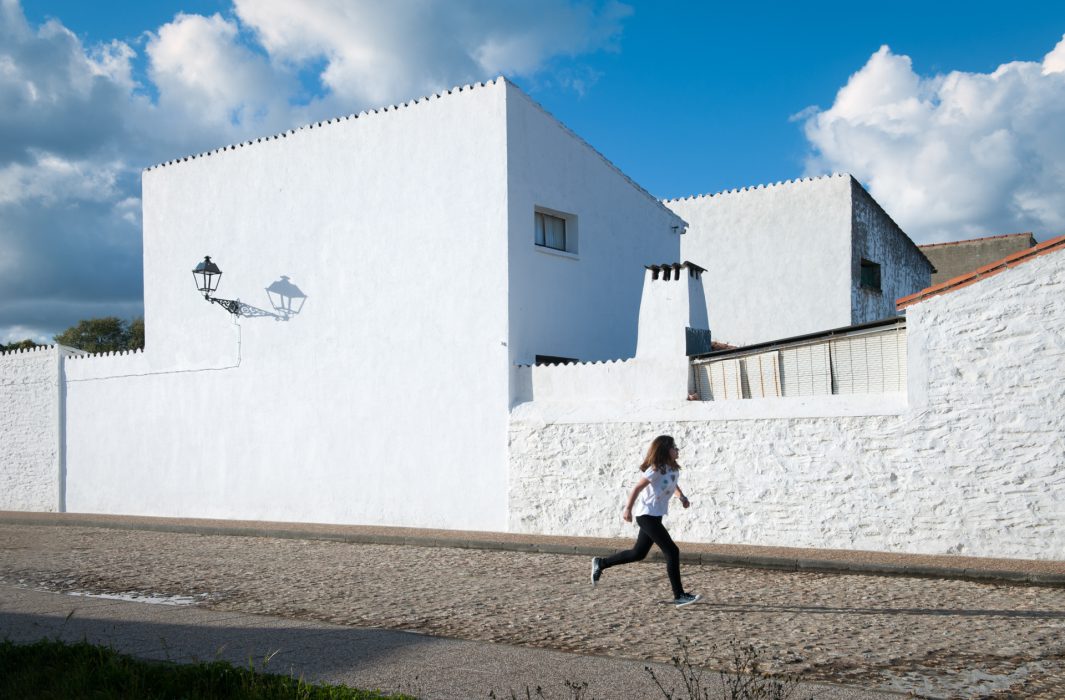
[233,0,630,105]
[801,37,1065,243]
[146,12,293,131]
[0,152,123,205]
[1043,35,1065,75]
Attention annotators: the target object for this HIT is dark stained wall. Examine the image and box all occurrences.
[850,178,934,324]
[920,233,1037,285]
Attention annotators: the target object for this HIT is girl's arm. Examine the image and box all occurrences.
[674,486,690,509]
[622,477,650,522]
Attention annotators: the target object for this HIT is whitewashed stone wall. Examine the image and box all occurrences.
[0,346,61,511]
[509,250,1065,560]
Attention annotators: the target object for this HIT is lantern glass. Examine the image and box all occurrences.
[193,256,222,295]
[265,276,307,315]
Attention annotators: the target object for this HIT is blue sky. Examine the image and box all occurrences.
[5,0,1065,341]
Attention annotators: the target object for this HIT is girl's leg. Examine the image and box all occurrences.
[635,515,684,598]
[599,525,653,569]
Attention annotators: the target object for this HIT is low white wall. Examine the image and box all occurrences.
[514,357,689,406]
[509,250,1065,560]
[0,346,60,511]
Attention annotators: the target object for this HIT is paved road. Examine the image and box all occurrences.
[1,586,891,700]
[1,523,1063,698]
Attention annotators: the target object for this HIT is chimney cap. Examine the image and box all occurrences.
[644,260,706,274]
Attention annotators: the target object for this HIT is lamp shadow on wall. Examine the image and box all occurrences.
[231,275,309,321]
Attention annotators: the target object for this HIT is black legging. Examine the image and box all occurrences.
[600,514,683,598]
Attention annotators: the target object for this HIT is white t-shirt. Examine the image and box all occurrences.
[633,465,679,517]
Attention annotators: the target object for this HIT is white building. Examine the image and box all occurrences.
[666,174,934,347]
[8,77,1053,562]
[14,78,684,532]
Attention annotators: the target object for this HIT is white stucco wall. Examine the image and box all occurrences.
[0,346,61,511]
[509,249,1065,560]
[63,80,513,530]
[514,265,710,406]
[666,175,854,347]
[504,83,685,367]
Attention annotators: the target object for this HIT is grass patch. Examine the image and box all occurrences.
[0,638,414,700]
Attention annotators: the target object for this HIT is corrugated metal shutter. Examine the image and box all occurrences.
[780,343,832,396]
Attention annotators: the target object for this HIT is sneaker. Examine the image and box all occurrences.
[674,592,702,607]
[591,557,603,587]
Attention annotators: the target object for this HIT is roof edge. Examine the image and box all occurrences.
[847,176,934,271]
[144,76,507,172]
[503,80,686,227]
[897,233,1065,310]
[918,232,1036,249]
[662,173,848,203]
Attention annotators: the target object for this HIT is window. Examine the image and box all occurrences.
[535,211,567,251]
[860,259,881,291]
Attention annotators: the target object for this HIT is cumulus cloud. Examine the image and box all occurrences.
[146,12,296,133]
[0,0,629,342]
[801,38,1065,243]
[232,0,629,106]
[0,0,147,343]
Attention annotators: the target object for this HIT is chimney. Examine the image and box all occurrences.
[635,261,711,360]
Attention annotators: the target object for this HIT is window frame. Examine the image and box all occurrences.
[860,258,882,292]
[534,208,578,255]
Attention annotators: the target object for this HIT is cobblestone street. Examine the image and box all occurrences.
[1,523,1063,699]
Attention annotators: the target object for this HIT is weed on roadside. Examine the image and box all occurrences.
[646,637,816,700]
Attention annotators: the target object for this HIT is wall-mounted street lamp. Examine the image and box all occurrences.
[192,256,306,320]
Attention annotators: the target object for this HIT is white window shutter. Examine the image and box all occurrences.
[697,358,743,400]
[743,351,782,398]
[780,343,831,396]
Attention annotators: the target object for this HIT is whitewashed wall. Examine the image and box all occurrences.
[666,175,853,346]
[64,80,513,530]
[666,175,931,347]
[505,83,685,367]
[0,346,61,511]
[513,264,710,405]
[54,77,693,531]
[509,249,1065,560]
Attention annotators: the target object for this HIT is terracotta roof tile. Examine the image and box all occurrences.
[897,233,1065,310]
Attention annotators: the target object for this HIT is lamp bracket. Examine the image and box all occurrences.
[206,295,288,320]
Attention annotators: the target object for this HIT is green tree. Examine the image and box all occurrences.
[53,316,144,353]
[0,339,40,352]
[128,317,145,350]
